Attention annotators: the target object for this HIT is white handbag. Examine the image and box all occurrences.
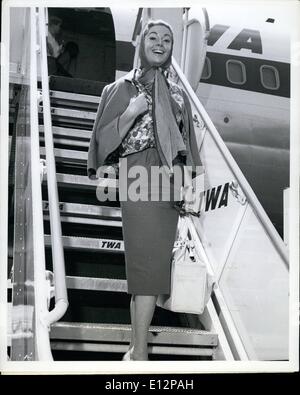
[157,215,214,314]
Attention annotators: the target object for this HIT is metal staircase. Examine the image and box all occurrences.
[40,77,219,361]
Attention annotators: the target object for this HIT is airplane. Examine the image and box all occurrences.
[4,3,293,363]
[35,4,291,238]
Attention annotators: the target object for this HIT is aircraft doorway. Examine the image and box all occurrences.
[47,8,116,83]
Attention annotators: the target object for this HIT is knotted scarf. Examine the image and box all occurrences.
[137,22,187,173]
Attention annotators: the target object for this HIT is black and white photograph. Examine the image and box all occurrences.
[0,0,299,375]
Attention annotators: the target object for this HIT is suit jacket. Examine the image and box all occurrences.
[87,69,202,179]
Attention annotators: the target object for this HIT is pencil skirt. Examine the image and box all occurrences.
[119,147,182,295]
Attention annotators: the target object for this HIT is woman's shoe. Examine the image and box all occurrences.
[122,349,133,361]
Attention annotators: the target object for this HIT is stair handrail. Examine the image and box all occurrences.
[37,7,68,328]
[29,7,53,360]
[172,57,289,268]
[172,56,289,359]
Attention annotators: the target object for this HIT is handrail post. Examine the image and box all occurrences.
[37,7,68,327]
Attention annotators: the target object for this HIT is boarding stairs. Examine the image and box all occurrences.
[39,76,219,360]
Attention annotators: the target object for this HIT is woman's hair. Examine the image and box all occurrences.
[141,19,174,41]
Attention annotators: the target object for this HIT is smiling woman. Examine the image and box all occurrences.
[143,25,173,67]
[87,19,202,361]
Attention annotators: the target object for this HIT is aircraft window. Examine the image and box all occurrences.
[226,60,246,85]
[201,57,212,80]
[260,65,280,90]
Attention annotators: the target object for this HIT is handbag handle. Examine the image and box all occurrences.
[177,215,189,241]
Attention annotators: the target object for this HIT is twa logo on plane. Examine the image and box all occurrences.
[200,182,230,212]
[208,25,263,54]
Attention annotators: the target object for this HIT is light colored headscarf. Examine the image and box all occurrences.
[137,20,187,173]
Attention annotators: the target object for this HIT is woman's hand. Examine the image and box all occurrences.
[180,167,204,217]
[181,185,200,217]
[181,184,196,207]
[128,93,148,118]
[119,93,148,139]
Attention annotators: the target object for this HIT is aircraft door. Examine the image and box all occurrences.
[182,8,210,91]
[110,8,140,79]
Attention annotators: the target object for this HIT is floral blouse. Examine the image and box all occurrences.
[121,71,186,155]
[104,70,187,170]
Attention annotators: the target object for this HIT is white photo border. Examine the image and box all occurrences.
[0,0,299,374]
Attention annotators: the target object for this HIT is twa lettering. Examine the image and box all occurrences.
[101,240,121,249]
[201,182,229,212]
[208,24,263,54]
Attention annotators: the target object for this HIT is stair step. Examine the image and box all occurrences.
[45,234,124,253]
[50,322,218,348]
[43,201,121,219]
[50,173,118,191]
[39,125,92,140]
[39,106,96,122]
[48,89,100,104]
[40,126,91,150]
[43,201,122,227]
[40,147,88,164]
[41,137,90,149]
[39,90,99,112]
[49,75,107,96]
[51,341,215,357]
[66,276,127,292]
[45,214,122,227]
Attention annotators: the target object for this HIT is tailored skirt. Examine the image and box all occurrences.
[119,147,183,295]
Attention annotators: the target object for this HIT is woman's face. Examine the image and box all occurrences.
[143,25,172,67]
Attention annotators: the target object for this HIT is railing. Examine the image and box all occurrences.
[8,7,52,361]
[37,7,68,329]
[172,57,289,360]
[9,7,68,361]
[29,7,55,360]
[173,59,288,268]
[1,0,11,364]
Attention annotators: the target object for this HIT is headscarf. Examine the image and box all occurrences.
[136,20,187,173]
